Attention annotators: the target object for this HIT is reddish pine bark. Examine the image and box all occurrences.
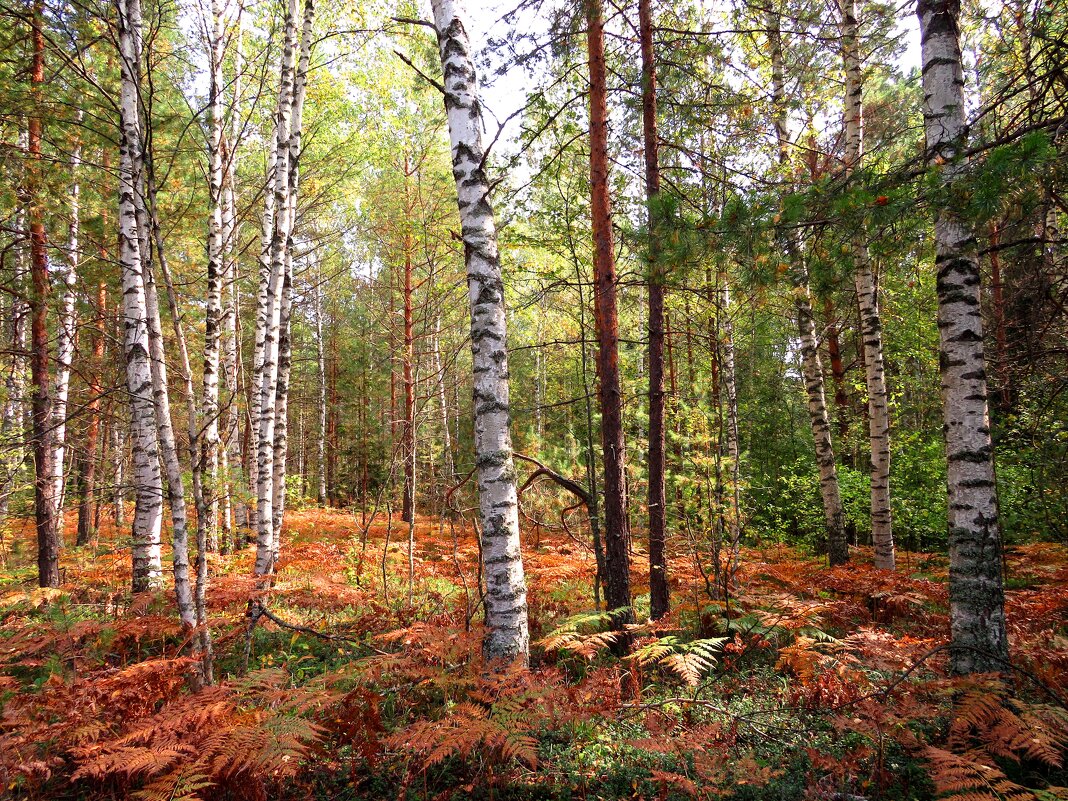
[586,0,632,625]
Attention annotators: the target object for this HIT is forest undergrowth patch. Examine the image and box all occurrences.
[1,509,1066,800]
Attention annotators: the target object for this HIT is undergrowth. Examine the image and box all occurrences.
[1,509,1066,800]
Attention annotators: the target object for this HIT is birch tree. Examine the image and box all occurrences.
[254,0,300,574]
[50,119,82,516]
[917,0,1008,675]
[767,6,848,566]
[839,0,894,570]
[116,0,163,592]
[430,0,530,664]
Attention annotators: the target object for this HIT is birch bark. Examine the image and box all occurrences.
[431,0,529,664]
[200,0,227,555]
[918,0,1008,674]
[51,120,82,517]
[116,0,163,592]
[839,0,894,569]
[768,6,848,565]
[254,0,299,574]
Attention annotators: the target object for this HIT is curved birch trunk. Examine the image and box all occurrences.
[918,0,1008,675]
[116,0,163,593]
[767,5,848,565]
[839,0,894,569]
[431,0,530,664]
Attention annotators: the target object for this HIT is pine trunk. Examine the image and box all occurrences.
[918,0,1008,675]
[28,0,60,587]
[586,0,633,623]
[431,0,530,664]
[639,0,669,621]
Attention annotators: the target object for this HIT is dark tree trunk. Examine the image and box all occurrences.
[639,0,668,621]
[28,0,59,587]
[586,0,632,626]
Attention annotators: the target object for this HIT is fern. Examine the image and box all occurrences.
[631,636,727,686]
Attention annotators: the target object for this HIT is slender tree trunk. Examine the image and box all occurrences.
[200,0,227,555]
[270,0,314,563]
[315,268,328,506]
[271,259,293,562]
[51,120,82,523]
[27,0,60,588]
[822,297,849,436]
[145,169,211,679]
[768,5,848,565]
[220,1,246,549]
[77,280,107,546]
[433,315,455,483]
[840,0,894,569]
[401,186,416,525]
[586,0,632,623]
[718,268,742,578]
[112,410,127,528]
[639,0,668,620]
[431,0,530,664]
[254,0,300,575]
[918,0,1008,675]
[117,0,163,592]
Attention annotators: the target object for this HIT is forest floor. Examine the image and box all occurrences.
[1,508,1067,800]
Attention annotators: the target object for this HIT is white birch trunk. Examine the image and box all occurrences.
[718,270,742,563]
[918,0,1008,675]
[50,119,82,517]
[253,0,299,574]
[431,0,529,664]
[839,0,894,569]
[768,7,848,565]
[200,0,226,555]
[116,0,163,592]
[220,0,246,547]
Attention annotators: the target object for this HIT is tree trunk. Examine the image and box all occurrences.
[77,280,107,546]
[401,189,416,525]
[254,0,300,575]
[433,315,455,484]
[315,266,328,507]
[918,0,1008,675]
[51,118,82,522]
[200,0,227,555]
[718,268,742,582]
[768,5,848,566]
[840,0,894,569]
[431,0,530,664]
[28,0,60,587]
[116,0,163,593]
[639,0,668,621]
[586,0,632,623]
[270,0,314,563]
